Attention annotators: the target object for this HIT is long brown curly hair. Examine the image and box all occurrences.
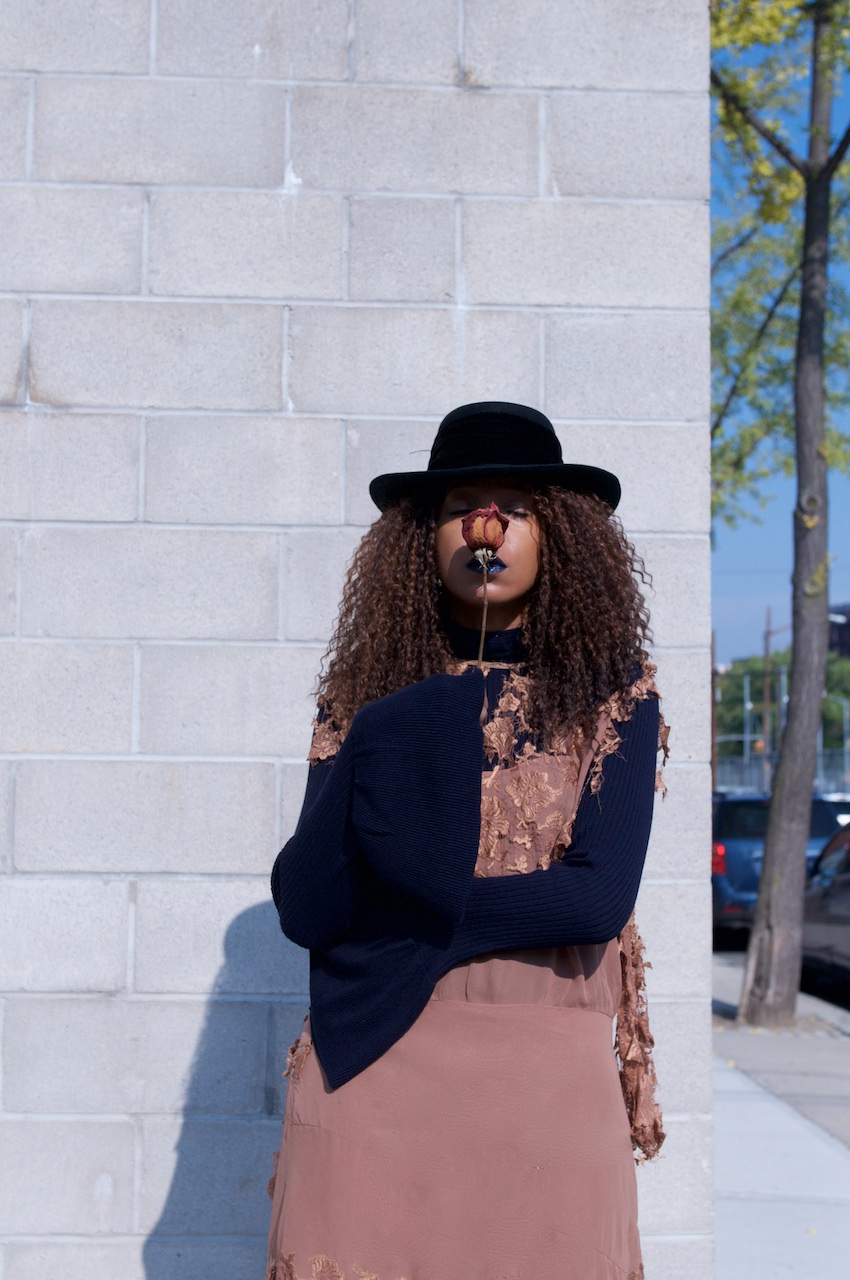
[316,487,651,747]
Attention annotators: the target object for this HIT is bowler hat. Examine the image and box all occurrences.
[369,401,621,512]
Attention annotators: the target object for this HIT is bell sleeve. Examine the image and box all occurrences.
[272,667,485,949]
[445,692,660,960]
[271,736,362,951]
[350,667,484,921]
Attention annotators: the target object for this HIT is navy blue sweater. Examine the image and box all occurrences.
[271,651,659,1089]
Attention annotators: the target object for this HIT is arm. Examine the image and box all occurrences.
[272,667,485,948]
[447,694,660,961]
[271,744,362,951]
[351,666,484,921]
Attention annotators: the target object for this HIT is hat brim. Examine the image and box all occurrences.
[369,462,621,513]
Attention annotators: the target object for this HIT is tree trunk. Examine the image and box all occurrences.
[738,4,834,1026]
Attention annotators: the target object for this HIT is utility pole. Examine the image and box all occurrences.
[763,606,772,793]
[711,631,718,792]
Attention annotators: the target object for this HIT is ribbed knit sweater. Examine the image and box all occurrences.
[271,629,659,1089]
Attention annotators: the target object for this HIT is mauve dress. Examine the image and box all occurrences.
[266,663,646,1280]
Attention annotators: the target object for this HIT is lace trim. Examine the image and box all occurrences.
[284,1019,312,1082]
[308,714,345,763]
[268,1255,639,1280]
[617,916,666,1163]
[588,660,668,798]
[306,661,669,786]
[267,1258,409,1280]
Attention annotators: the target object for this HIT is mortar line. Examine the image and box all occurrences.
[5,761,16,875]
[0,516,708,535]
[137,415,147,520]
[339,418,347,523]
[1,871,300,885]
[0,1101,305,1121]
[274,760,283,852]
[14,528,24,638]
[126,878,137,994]
[538,94,548,198]
[346,0,357,82]
[454,196,464,307]
[0,289,707,312]
[10,69,706,97]
[0,177,705,206]
[0,405,707,427]
[140,191,151,295]
[283,84,292,188]
[0,1000,5,1109]
[342,195,351,301]
[277,532,286,641]
[538,314,546,407]
[131,643,142,753]
[264,1003,278,1115]
[0,634,328,649]
[132,1117,143,1234]
[281,305,290,411]
[0,749,313,763]
[18,298,31,407]
[149,0,159,76]
[457,0,466,83]
[24,76,36,180]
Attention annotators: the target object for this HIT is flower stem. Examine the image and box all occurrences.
[477,565,489,666]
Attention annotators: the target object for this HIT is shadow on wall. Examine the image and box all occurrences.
[144,902,307,1280]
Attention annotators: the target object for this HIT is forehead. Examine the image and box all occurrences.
[440,481,534,506]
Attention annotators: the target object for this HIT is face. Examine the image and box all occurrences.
[435,482,541,630]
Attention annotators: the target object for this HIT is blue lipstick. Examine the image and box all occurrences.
[467,557,507,575]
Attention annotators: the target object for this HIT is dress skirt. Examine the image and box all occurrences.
[266,941,643,1280]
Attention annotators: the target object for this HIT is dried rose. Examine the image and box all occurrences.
[462,503,509,557]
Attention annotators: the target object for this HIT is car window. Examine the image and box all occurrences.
[818,841,850,876]
[716,798,839,841]
[817,827,850,876]
[810,800,840,839]
[718,801,769,839]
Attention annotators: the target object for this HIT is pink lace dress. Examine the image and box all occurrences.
[266,665,662,1280]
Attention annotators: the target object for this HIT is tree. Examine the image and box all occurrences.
[715,647,850,756]
[711,1,850,1024]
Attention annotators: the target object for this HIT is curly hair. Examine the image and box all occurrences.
[316,487,651,747]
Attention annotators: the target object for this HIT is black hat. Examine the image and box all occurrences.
[369,401,621,512]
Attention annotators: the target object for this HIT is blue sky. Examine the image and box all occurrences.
[710,33,850,666]
[712,470,850,664]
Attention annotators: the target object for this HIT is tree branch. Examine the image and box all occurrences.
[712,264,801,439]
[825,116,850,182]
[711,68,808,177]
[712,225,760,276]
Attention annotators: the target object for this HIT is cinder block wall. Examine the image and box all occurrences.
[0,3,712,1277]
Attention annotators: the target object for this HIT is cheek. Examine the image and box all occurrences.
[434,526,457,580]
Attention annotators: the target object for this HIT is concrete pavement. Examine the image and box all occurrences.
[713,952,850,1279]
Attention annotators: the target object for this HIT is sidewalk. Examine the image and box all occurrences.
[713,952,850,1279]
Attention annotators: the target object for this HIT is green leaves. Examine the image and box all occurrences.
[710,1,850,526]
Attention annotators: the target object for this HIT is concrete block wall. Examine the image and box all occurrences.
[0,3,712,1277]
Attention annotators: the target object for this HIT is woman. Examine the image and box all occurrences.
[267,401,667,1280]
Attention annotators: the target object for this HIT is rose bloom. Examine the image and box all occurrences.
[461,503,509,555]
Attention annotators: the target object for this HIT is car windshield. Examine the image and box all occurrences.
[717,798,838,841]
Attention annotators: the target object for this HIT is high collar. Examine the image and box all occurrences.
[444,618,528,663]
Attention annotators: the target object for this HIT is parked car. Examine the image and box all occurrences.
[803,824,850,981]
[712,792,843,929]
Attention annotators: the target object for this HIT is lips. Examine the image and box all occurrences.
[467,556,507,575]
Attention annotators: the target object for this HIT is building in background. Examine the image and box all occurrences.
[0,3,712,1277]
